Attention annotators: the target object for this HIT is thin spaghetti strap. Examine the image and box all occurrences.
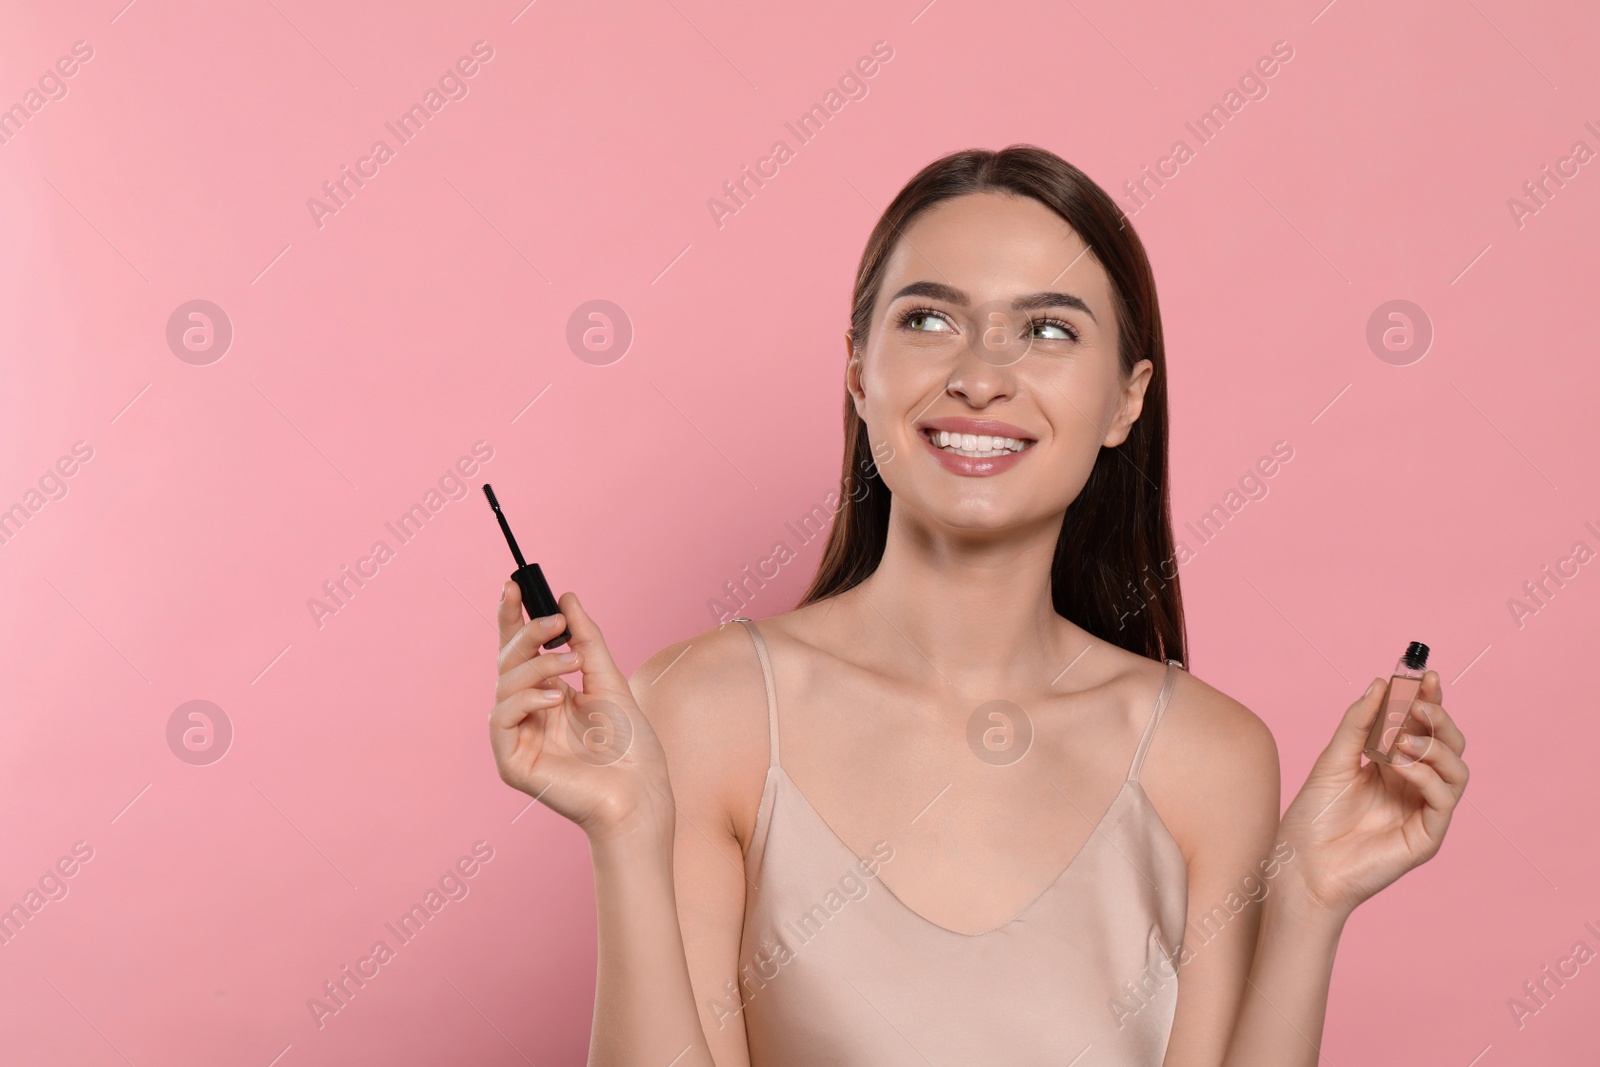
[731,617,781,768]
[1127,659,1183,782]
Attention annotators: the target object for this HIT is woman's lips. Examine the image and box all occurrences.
[918,429,1033,476]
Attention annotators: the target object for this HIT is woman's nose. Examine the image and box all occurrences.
[946,312,1024,404]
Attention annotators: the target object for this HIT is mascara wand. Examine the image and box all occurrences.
[483,483,571,649]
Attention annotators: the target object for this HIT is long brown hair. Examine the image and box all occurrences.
[797,144,1188,666]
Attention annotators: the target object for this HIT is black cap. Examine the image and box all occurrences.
[513,563,571,650]
[1403,641,1429,670]
[483,483,572,650]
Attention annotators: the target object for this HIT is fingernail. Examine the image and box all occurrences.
[500,583,509,601]
[1401,731,1427,751]
[556,652,580,665]
[535,614,561,628]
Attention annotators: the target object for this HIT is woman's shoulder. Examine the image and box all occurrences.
[627,618,777,841]
[1132,655,1282,862]
[1157,659,1277,761]
[630,616,769,700]
[1054,640,1277,777]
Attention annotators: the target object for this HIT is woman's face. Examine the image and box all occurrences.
[849,190,1152,535]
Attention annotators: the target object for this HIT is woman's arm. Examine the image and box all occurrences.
[1217,868,1345,1063]
[1158,668,1465,1062]
[587,814,718,1066]
[1156,669,1467,1067]
[1146,676,1283,1067]
[490,586,758,1067]
[1221,668,1468,1065]
[625,626,780,1067]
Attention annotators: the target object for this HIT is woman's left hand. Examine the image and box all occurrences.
[1276,669,1470,921]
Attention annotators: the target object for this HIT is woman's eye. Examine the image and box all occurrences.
[1031,320,1078,341]
[904,310,954,332]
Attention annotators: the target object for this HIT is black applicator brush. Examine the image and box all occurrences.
[482,483,571,649]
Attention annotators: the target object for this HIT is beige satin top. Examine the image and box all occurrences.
[727,617,1189,1067]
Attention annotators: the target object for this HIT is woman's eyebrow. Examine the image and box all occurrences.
[1012,291,1098,323]
[888,281,1098,324]
[889,280,967,305]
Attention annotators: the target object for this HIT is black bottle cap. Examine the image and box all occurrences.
[483,483,572,650]
[513,563,571,650]
[1403,641,1429,670]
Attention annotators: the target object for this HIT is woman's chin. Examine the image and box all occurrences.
[898,495,1057,538]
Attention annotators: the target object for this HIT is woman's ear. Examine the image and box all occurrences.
[845,330,867,417]
[1103,358,1154,447]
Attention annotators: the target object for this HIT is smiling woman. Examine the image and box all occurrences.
[805,155,1178,652]
[485,144,1470,1067]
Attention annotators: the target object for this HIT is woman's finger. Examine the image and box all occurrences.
[497,649,585,702]
[1416,668,1443,707]
[1389,734,1469,845]
[1387,760,1459,851]
[498,612,568,674]
[1400,697,1466,758]
[489,685,564,739]
[1393,729,1470,792]
[1321,677,1389,768]
[497,580,523,650]
[558,593,627,694]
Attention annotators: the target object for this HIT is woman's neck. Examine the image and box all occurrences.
[843,506,1081,695]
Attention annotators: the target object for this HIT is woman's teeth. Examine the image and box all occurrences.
[928,430,1031,458]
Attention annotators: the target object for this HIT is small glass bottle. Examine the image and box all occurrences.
[1364,641,1430,764]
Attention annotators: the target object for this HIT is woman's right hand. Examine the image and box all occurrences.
[491,581,674,842]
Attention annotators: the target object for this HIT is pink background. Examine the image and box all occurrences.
[2,0,1597,1062]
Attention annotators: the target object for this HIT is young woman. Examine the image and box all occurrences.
[488,145,1469,1067]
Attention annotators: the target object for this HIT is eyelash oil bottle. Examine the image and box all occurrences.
[1363,641,1430,764]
